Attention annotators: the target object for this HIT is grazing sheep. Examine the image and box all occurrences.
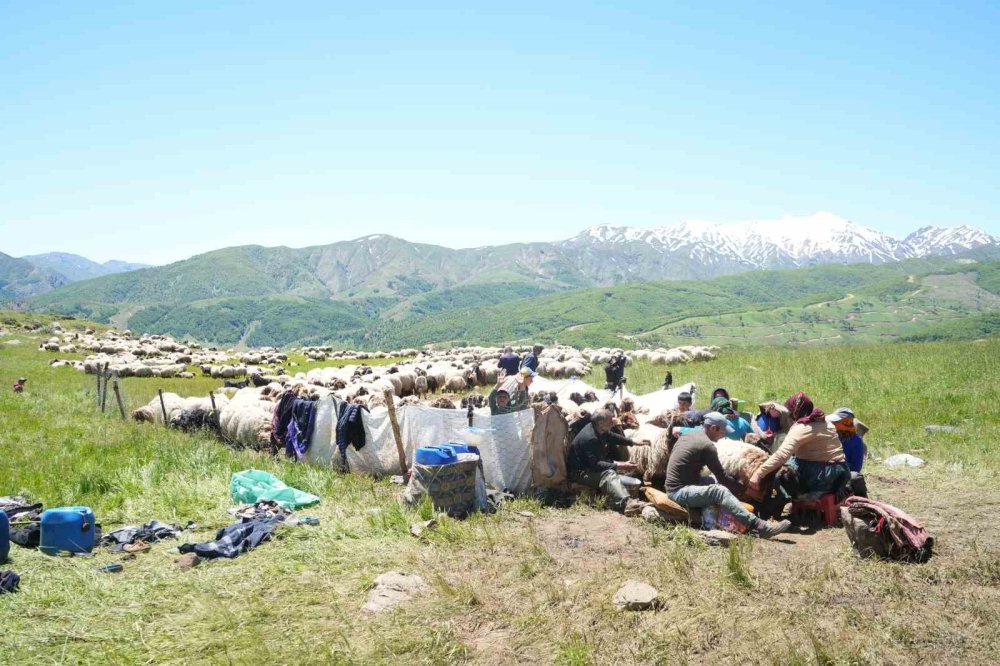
[428,397,456,409]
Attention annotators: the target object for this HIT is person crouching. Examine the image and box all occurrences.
[666,412,791,538]
[567,409,650,512]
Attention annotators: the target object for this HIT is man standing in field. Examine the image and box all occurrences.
[497,346,521,376]
[520,345,543,373]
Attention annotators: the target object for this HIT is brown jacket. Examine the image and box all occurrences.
[757,419,846,478]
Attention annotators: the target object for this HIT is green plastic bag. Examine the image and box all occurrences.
[230,469,320,509]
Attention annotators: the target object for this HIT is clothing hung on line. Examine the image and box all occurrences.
[270,393,298,452]
[333,397,368,455]
[285,398,317,461]
[178,516,284,560]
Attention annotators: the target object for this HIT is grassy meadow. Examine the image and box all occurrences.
[1,322,999,664]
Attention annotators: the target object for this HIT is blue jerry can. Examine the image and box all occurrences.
[0,511,9,564]
[40,506,97,556]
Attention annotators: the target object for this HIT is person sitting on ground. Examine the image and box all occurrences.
[748,392,851,500]
[567,409,651,513]
[497,346,521,376]
[678,391,714,425]
[663,371,673,390]
[711,387,730,402]
[828,407,867,473]
[13,377,26,393]
[752,401,791,451]
[665,412,791,538]
[674,397,753,442]
[520,345,543,373]
[488,370,529,415]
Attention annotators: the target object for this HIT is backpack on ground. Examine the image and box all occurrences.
[840,497,933,563]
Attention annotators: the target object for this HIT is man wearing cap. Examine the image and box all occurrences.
[567,409,650,512]
[827,408,866,473]
[520,345,543,373]
[665,412,791,539]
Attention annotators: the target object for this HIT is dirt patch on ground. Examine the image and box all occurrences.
[533,512,650,570]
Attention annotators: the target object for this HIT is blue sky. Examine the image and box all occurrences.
[1,1,998,264]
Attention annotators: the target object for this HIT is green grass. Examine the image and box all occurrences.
[2,323,1000,664]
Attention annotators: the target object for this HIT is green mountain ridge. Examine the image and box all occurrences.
[26,251,1000,348]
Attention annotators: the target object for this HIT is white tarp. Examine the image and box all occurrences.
[306,398,536,492]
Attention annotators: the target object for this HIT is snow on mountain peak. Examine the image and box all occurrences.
[572,214,998,268]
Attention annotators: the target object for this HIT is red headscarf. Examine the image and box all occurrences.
[784,391,825,425]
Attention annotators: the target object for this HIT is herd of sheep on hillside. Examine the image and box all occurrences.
[33,325,757,493]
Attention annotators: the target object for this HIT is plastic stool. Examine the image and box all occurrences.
[791,493,839,527]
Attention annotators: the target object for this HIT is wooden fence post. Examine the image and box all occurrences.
[383,389,408,475]
[208,391,218,426]
[99,364,110,413]
[158,389,168,423]
[112,378,127,420]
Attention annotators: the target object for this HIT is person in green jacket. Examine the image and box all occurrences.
[488,370,530,415]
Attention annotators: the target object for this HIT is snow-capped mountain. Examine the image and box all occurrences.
[903,226,999,257]
[566,213,998,276]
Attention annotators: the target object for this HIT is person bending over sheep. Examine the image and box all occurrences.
[748,392,851,501]
[666,412,791,539]
[567,409,650,513]
[488,370,530,415]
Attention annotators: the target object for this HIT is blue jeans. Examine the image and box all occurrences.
[669,484,756,528]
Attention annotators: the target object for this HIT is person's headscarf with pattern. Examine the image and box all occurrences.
[784,391,825,425]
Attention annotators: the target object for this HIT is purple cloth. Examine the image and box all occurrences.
[285,399,316,461]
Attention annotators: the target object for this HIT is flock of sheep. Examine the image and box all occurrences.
[36,325,757,492]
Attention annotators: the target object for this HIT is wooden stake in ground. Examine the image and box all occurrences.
[208,391,218,425]
[112,378,127,420]
[99,363,110,413]
[383,389,408,475]
[158,389,168,423]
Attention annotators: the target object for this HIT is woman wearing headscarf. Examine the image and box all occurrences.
[751,401,791,452]
[748,392,851,499]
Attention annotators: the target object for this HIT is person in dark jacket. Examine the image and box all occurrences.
[666,412,791,538]
[604,352,627,391]
[567,409,649,512]
[497,346,521,376]
[520,345,543,372]
[663,371,673,390]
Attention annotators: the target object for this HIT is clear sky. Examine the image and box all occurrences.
[1,1,998,264]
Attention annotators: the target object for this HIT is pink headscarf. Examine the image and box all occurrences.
[784,391,825,425]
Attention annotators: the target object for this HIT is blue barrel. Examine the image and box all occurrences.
[414,446,458,466]
[40,506,96,556]
[444,443,480,457]
[0,511,9,564]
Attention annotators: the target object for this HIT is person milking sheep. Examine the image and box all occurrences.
[567,409,651,512]
[665,412,791,539]
[748,392,851,501]
[828,407,869,498]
